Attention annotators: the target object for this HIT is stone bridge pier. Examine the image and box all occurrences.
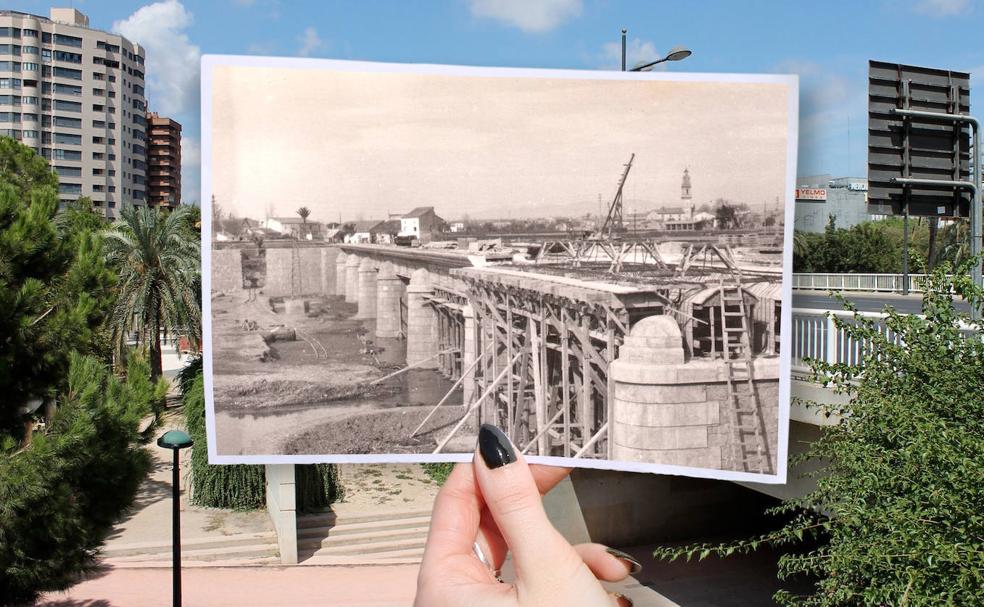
[375,262,404,339]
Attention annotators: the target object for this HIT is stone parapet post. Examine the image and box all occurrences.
[609,315,780,471]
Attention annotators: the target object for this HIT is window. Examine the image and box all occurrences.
[0,44,20,55]
[108,153,116,161]
[93,184,104,192]
[133,70,143,80]
[21,113,36,122]
[21,62,37,71]
[92,119,105,128]
[133,84,144,96]
[0,78,21,89]
[53,50,82,64]
[41,65,50,77]
[0,112,20,122]
[106,106,115,114]
[54,166,81,177]
[0,128,21,137]
[93,72,104,80]
[92,151,104,160]
[93,88,104,96]
[41,48,50,62]
[21,45,37,55]
[58,182,82,194]
[54,149,82,160]
[54,99,81,112]
[22,29,37,38]
[0,94,18,105]
[108,137,116,145]
[21,95,36,104]
[92,136,104,144]
[108,185,116,193]
[0,28,21,38]
[53,67,82,80]
[108,169,116,177]
[54,132,81,145]
[92,168,104,176]
[41,33,51,43]
[53,116,81,128]
[21,129,37,138]
[108,75,116,83]
[0,61,21,72]
[53,83,81,95]
[54,34,82,48]
[107,91,116,99]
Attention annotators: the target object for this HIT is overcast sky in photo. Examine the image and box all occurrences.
[6,0,984,209]
[211,65,789,221]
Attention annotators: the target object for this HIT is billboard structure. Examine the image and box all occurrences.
[867,60,981,294]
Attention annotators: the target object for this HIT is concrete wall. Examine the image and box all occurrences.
[265,464,297,565]
[571,468,778,547]
[211,246,341,297]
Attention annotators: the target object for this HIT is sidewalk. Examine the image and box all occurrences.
[36,564,420,607]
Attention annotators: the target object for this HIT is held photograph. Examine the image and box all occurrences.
[202,56,797,482]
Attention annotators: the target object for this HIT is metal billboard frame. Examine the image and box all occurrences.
[867,60,981,301]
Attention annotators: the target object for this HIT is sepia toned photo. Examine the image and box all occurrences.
[202,57,797,481]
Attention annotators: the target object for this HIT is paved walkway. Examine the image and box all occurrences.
[36,565,420,607]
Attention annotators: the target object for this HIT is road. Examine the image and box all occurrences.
[792,290,972,315]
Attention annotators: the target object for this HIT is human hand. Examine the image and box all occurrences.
[415,424,639,606]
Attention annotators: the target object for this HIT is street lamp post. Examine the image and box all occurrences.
[619,28,693,72]
[157,429,194,607]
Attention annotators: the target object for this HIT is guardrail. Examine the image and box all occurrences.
[791,307,977,374]
[791,273,936,293]
[790,308,897,374]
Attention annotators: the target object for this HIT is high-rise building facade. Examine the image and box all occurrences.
[146,112,180,209]
[0,8,147,218]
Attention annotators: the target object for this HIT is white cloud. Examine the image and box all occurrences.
[469,0,582,33]
[297,27,326,57]
[599,37,661,71]
[912,0,973,16]
[113,1,200,117]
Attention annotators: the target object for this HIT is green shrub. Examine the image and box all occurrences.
[0,353,166,604]
[422,463,454,485]
[296,463,345,512]
[183,373,265,510]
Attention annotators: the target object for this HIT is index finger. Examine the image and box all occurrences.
[419,462,481,572]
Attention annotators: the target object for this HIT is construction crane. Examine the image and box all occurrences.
[594,153,634,240]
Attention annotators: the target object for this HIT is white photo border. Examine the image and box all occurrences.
[200,54,798,485]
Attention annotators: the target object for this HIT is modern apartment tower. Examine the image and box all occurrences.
[0,8,147,218]
[146,112,181,209]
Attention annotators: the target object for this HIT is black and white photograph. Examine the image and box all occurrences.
[202,57,797,481]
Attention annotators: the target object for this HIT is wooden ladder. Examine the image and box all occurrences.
[718,281,771,475]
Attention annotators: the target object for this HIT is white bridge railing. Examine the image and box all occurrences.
[792,273,937,293]
[791,307,977,374]
[790,308,897,374]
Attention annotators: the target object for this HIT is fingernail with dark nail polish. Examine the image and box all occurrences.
[606,548,643,574]
[477,424,516,469]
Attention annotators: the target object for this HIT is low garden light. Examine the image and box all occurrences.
[157,429,193,607]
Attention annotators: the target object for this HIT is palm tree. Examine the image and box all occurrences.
[297,206,311,223]
[104,204,201,382]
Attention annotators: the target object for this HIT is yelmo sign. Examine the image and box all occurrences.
[795,188,827,201]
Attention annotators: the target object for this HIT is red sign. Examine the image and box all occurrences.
[795,188,827,201]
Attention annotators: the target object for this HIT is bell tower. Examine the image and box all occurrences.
[681,168,693,218]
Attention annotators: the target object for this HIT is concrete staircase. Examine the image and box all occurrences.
[297,508,432,565]
[101,530,281,568]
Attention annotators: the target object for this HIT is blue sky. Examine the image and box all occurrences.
[8,0,984,204]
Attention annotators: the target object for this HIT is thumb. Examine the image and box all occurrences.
[472,424,579,581]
